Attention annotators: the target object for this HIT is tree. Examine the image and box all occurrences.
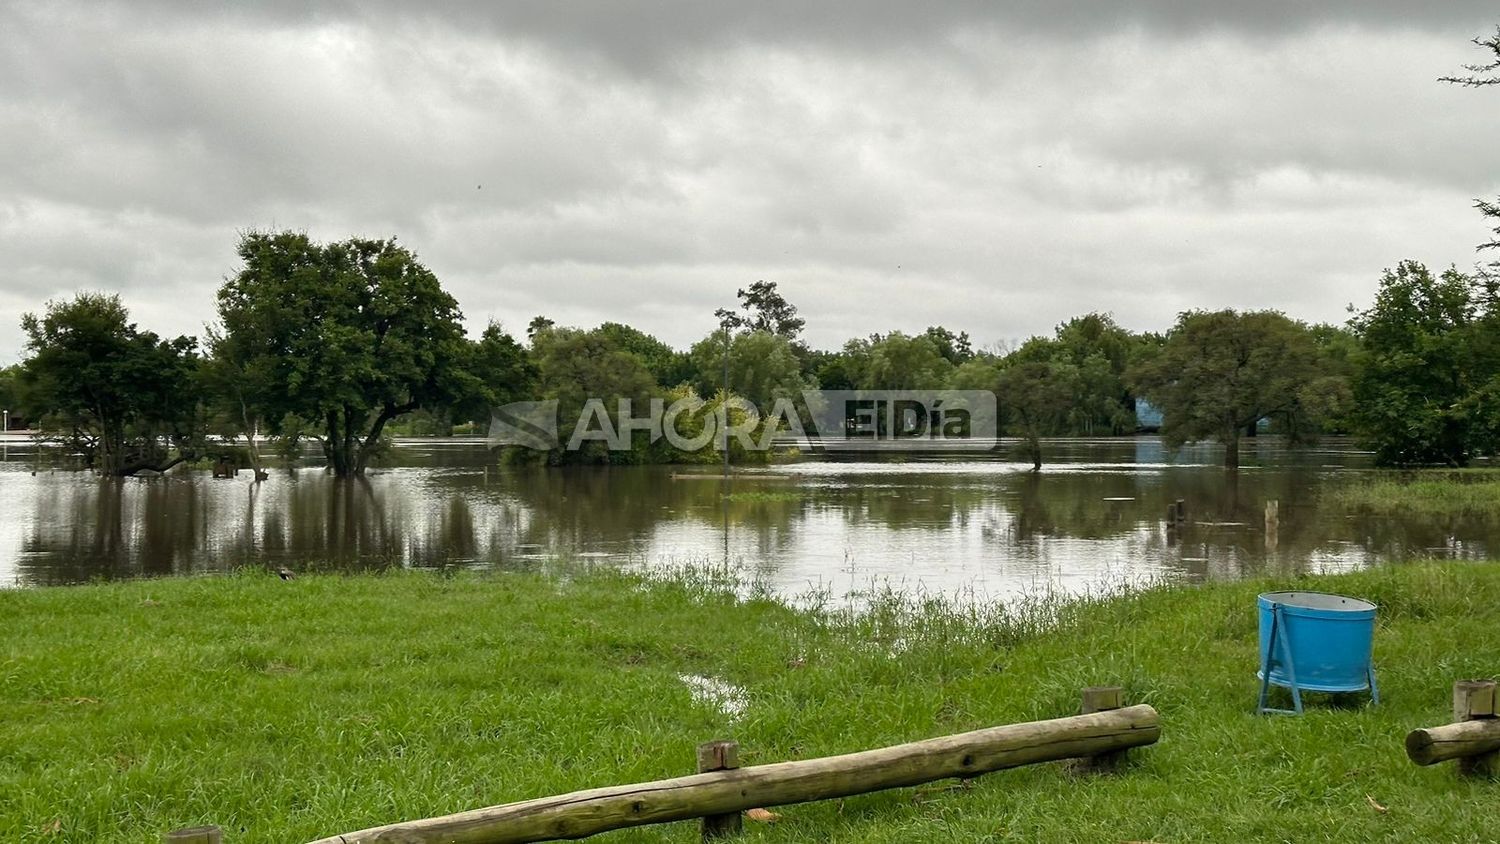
[0,364,19,426]
[529,324,659,463]
[689,329,808,410]
[844,332,954,390]
[1442,27,1500,255]
[215,232,478,477]
[728,280,805,340]
[19,293,204,475]
[923,326,975,365]
[1347,261,1491,466]
[597,322,692,387]
[1130,310,1323,469]
[998,359,1072,471]
[453,322,537,428]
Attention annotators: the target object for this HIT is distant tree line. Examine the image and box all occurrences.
[5,226,1496,475]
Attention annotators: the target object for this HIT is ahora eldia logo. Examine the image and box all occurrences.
[489,390,998,452]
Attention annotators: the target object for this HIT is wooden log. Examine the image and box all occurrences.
[308,705,1161,844]
[1407,680,1499,772]
[164,826,222,844]
[1074,686,1126,773]
[1405,718,1500,767]
[696,741,742,840]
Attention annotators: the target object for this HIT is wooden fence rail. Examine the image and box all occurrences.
[1406,679,1499,776]
[295,693,1158,844]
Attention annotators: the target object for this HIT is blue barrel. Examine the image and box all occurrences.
[1257,592,1376,693]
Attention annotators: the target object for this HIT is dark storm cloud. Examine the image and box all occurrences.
[1,0,1498,362]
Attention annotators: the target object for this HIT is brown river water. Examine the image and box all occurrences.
[1,435,1493,599]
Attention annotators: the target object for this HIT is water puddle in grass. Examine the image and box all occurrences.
[678,674,748,719]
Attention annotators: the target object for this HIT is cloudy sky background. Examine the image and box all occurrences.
[2,1,1499,363]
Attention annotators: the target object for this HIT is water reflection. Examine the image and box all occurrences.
[2,436,1496,597]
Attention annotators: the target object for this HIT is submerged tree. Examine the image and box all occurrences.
[215,232,478,477]
[1130,310,1323,469]
[20,293,204,475]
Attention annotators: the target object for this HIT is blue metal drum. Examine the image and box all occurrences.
[1256,591,1378,714]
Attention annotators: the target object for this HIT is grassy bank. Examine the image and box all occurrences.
[1331,470,1500,516]
[2,565,1498,842]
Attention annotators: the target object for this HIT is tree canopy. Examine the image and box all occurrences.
[214,231,478,477]
[20,293,204,475]
[1130,310,1323,469]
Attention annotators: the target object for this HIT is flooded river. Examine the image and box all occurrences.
[1,436,1492,599]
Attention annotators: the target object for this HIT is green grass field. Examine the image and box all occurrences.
[1,563,1497,842]
[1331,471,1500,516]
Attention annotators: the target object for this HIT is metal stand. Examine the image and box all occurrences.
[1258,605,1378,715]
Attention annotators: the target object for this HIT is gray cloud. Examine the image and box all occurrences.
[1,1,1498,363]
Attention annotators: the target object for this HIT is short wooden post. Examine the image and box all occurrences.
[1264,499,1279,552]
[164,826,222,844]
[696,740,742,839]
[1075,686,1126,773]
[1454,680,1498,777]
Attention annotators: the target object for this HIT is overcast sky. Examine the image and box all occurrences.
[2,2,1498,363]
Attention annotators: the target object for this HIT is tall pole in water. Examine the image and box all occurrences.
[722,321,730,487]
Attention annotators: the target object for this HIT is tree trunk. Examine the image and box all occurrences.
[1224,428,1240,470]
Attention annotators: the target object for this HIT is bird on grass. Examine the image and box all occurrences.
[277,567,296,581]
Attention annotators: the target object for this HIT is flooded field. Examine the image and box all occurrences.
[1,436,1492,598]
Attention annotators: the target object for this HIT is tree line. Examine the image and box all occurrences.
[2,229,1495,475]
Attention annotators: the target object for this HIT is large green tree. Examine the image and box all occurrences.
[214,232,478,477]
[1130,310,1324,469]
[19,293,204,475]
[1347,261,1493,466]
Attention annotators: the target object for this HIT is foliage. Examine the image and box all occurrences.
[719,280,805,340]
[452,322,536,428]
[0,364,19,424]
[528,324,661,464]
[922,326,974,365]
[841,332,954,390]
[997,359,1073,470]
[214,232,478,477]
[1347,261,1495,466]
[689,329,809,410]
[19,293,205,475]
[1130,310,1326,468]
[597,322,693,388]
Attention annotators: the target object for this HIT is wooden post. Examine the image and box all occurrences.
[308,705,1162,844]
[1455,680,1498,777]
[1264,499,1279,553]
[1075,686,1126,773]
[696,740,742,840]
[164,826,222,844]
[1407,680,1500,772]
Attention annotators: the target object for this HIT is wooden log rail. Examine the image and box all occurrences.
[304,696,1159,844]
[1406,679,1499,776]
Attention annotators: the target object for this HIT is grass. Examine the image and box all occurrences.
[1331,470,1500,516]
[2,564,1499,842]
[722,490,805,503]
